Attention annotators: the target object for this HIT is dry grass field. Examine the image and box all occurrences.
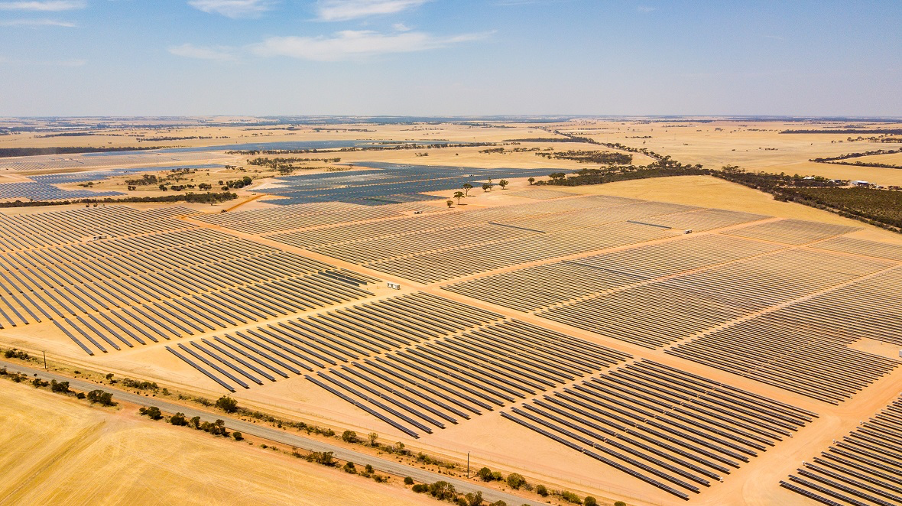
[0,380,431,506]
[2,118,902,506]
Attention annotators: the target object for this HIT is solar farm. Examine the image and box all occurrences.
[1,170,901,505]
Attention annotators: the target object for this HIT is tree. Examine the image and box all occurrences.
[215,395,238,413]
[446,199,454,208]
[139,406,163,420]
[368,432,379,446]
[453,191,465,204]
[506,473,525,489]
[614,502,627,506]
[477,466,494,481]
[50,380,70,394]
[584,497,598,506]
[462,183,473,196]
[465,491,484,506]
[481,183,492,192]
[341,430,358,443]
[87,389,115,406]
[404,476,414,485]
[536,485,548,497]
[528,177,535,185]
[549,172,567,183]
[498,179,509,190]
[170,412,188,426]
[232,431,244,441]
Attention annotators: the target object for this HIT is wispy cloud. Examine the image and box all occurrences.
[0,0,85,10]
[637,5,656,13]
[0,18,76,26]
[251,29,488,61]
[316,0,430,22]
[168,43,238,62]
[188,0,273,18]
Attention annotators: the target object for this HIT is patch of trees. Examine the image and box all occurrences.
[0,191,239,208]
[136,136,212,142]
[221,176,253,190]
[812,148,902,163]
[537,149,633,165]
[215,395,239,413]
[87,389,115,406]
[779,186,902,231]
[125,174,159,186]
[0,146,162,157]
[781,128,902,135]
[121,378,159,391]
[4,348,30,360]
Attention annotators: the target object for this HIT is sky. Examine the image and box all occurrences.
[0,0,900,117]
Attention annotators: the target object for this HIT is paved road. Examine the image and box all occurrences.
[1,359,546,506]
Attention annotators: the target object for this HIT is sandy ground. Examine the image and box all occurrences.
[0,380,432,506]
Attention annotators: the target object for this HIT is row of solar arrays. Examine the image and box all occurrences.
[0,245,331,327]
[443,234,784,312]
[781,395,902,506]
[504,360,816,501]
[55,272,374,355]
[164,292,504,395]
[366,222,672,284]
[0,207,191,250]
[538,247,890,350]
[813,236,902,262]
[723,219,859,245]
[0,182,122,201]
[666,279,902,405]
[311,320,632,437]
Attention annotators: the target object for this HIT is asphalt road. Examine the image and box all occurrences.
[1,359,548,506]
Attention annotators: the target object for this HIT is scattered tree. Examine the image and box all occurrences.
[462,183,473,196]
[215,395,238,413]
[585,497,598,506]
[87,389,115,406]
[536,485,548,497]
[232,431,243,441]
[170,412,189,426]
[368,432,379,446]
[404,476,414,485]
[506,473,526,489]
[341,430,358,443]
[50,380,70,394]
[453,191,465,204]
[527,177,535,185]
[477,466,494,481]
[446,199,454,208]
[498,179,509,189]
[482,183,492,192]
[139,406,163,420]
[465,491,484,506]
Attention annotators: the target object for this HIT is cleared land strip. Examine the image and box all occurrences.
[503,359,817,501]
[0,359,547,506]
[781,393,902,506]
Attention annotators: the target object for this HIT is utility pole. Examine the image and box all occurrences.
[467,452,470,478]
[43,351,47,370]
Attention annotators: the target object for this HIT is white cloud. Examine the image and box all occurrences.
[0,18,76,26]
[168,43,238,61]
[188,0,273,18]
[0,1,85,10]
[250,29,487,61]
[316,0,430,22]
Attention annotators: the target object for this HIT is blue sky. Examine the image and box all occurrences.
[0,0,900,116]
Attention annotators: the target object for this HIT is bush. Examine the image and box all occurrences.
[189,416,201,429]
[343,462,357,474]
[536,485,548,497]
[232,431,243,441]
[584,497,597,506]
[560,491,581,504]
[170,412,188,426]
[50,380,70,394]
[427,481,457,501]
[404,476,414,485]
[614,502,627,506]
[4,348,29,360]
[477,467,494,482]
[491,471,503,481]
[139,406,163,420]
[411,484,427,493]
[306,451,335,466]
[32,378,48,388]
[465,491,483,506]
[365,464,374,474]
[87,389,115,406]
[215,395,238,413]
[506,473,526,489]
[341,430,357,443]
[76,392,85,399]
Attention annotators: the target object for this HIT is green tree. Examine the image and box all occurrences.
[341,430,358,443]
[528,177,535,185]
[462,183,473,196]
[446,199,454,208]
[215,395,238,413]
[498,179,509,189]
[584,497,598,506]
[481,183,492,192]
[368,432,379,446]
[536,485,548,497]
[170,412,189,426]
[453,191,465,204]
[477,467,494,481]
[506,473,525,489]
[139,406,163,420]
[232,431,244,441]
[465,491,484,506]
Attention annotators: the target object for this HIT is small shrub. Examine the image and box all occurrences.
[368,432,379,446]
[477,467,494,482]
[404,476,414,485]
[465,491,483,506]
[32,378,48,388]
[614,502,627,506]
[585,497,598,506]
[506,473,526,490]
[215,395,238,413]
[306,451,335,466]
[560,491,581,504]
[4,348,29,360]
[491,471,503,482]
[411,484,427,493]
[373,474,388,483]
[189,416,201,429]
[536,485,548,497]
[341,430,357,443]
[170,412,188,426]
[365,464,374,474]
[76,392,86,399]
[343,462,357,474]
[232,431,243,441]
[427,481,457,501]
